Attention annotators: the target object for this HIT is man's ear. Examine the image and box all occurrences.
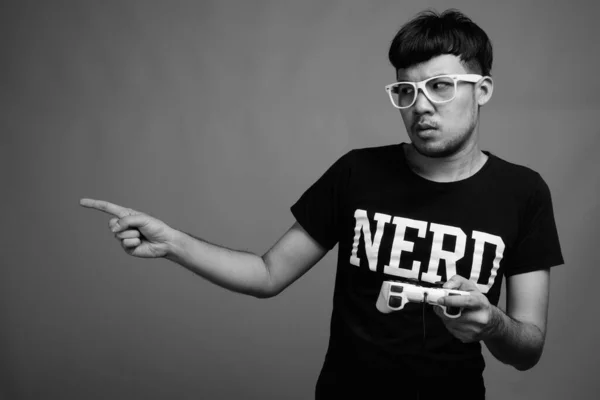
[476,76,493,106]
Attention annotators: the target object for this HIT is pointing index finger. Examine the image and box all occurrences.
[79,198,131,218]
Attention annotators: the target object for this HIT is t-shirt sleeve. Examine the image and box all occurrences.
[506,173,565,277]
[290,150,354,251]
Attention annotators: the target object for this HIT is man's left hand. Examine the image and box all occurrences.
[434,275,499,343]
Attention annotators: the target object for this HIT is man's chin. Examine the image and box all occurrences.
[410,139,459,159]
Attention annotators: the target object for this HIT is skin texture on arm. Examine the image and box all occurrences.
[436,269,550,370]
[165,231,273,298]
[483,269,550,370]
[261,222,329,296]
[167,221,328,298]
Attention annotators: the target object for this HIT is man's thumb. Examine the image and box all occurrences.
[443,274,464,290]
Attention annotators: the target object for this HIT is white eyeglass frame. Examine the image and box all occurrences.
[385,74,484,109]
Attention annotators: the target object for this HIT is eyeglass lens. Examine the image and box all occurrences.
[390,76,455,108]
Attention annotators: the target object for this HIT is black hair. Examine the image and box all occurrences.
[388,9,493,76]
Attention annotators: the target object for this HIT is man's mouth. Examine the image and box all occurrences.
[415,123,437,131]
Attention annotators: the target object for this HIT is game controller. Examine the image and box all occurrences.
[376,280,470,318]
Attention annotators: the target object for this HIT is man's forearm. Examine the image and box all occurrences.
[484,306,545,371]
[164,229,273,298]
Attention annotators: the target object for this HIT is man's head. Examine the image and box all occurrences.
[388,9,493,158]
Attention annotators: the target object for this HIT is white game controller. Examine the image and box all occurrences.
[376,280,470,318]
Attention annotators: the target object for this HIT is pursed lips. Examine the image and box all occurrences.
[415,122,437,131]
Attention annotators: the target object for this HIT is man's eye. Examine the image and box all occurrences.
[433,82,451,90]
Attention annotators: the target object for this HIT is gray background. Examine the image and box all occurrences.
[2,0,599,399]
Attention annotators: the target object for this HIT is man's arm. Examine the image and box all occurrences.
[483,269,550,370]
[167,221,328,298]
[80,198,328,298]
[436,269,550,371]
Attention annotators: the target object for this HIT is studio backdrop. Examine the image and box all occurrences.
[2,1,599,399]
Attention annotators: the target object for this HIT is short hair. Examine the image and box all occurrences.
[388,9,493,76]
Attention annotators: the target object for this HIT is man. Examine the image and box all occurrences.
[81,9,564,399]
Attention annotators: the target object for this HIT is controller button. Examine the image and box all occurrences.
[446,307,460,316]
[389,296,403,308]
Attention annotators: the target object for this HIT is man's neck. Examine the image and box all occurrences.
[403,141,488,183]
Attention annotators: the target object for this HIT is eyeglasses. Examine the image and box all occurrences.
[385,74,483,109]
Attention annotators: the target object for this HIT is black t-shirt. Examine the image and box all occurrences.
[291,143,564,387]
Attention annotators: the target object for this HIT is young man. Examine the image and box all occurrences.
[81,9,564,400]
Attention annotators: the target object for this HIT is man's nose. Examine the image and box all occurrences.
[413,88,435,113]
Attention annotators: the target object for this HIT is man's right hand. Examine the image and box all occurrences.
[80,198,176,258]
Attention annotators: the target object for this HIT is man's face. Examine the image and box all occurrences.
[396,54,487,158]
